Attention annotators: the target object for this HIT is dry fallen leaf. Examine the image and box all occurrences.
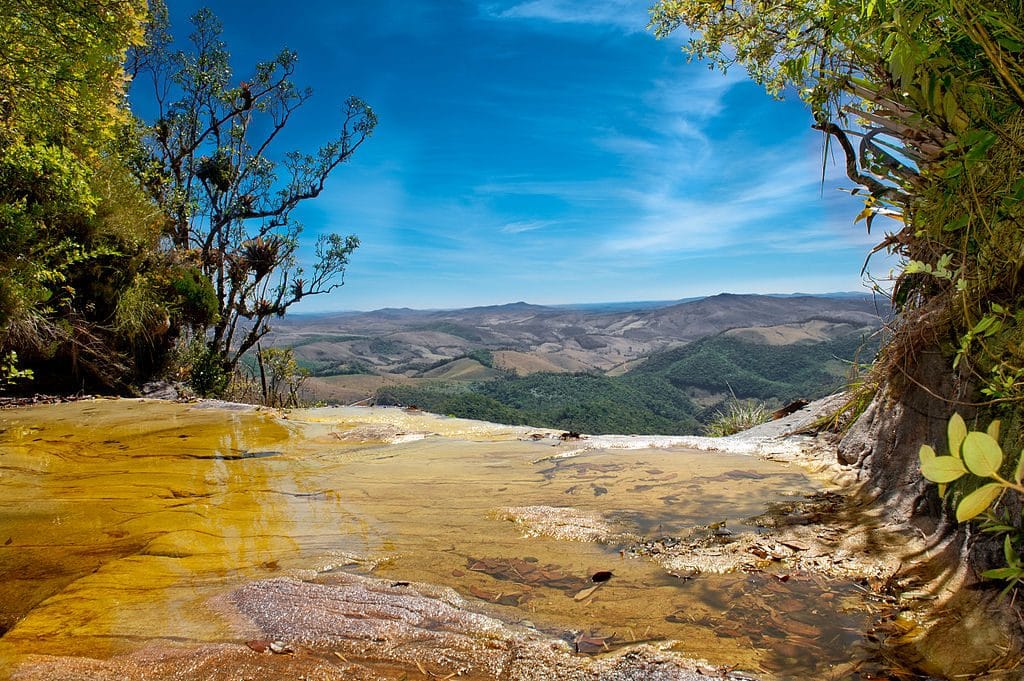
[245,639,271,653]
[468,585,496,600]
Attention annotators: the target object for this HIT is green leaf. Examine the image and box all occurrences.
[948,413,967,458]
[1004,535,1018,567]
[1015,450,1024,485]
[973,316,996,334]
[956,483,1002,522]
[987,419,1001,442]
[943,214,969,232]
[919,444,937,465]
[965,130,997,161]
[943,90,960,122]
[1012,178,1024,201]
[982,567,1022,580]
[963,432,1003,477]
[904,260,933,275]
[921,455,967,483]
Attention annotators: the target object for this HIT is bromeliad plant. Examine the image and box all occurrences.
[920,413,1024,589]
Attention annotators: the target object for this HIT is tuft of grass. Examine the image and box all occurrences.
[704,399,771,437]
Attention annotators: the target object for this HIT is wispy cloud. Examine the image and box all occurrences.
[598,148,875,259]
[600,191,764,255]
[474,178,630,202]
[646,68,749,119]
[591,69,747,180]
[488,0,650,32]
[499,219,559,234]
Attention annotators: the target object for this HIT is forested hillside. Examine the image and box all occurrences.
[374,330,876,434]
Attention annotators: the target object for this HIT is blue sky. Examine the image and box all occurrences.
[154,0,896,311]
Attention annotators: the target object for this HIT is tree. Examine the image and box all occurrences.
[130,4,376,384]
[650,0,1024,407]
[0,0,173,389]
[0,0,147,153]
[254,345,309,408]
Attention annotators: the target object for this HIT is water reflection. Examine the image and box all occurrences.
[0,401,883,678]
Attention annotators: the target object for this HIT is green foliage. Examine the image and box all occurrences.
[170,268,219,328]
[255,346,310,408]
[377,386,527,426]
[650,0,1024,410]
[368,338,404,357]
[704,399,771,437]
[179,340,230,397]
[0,351,33,387]
[114,276,167,341]
[466,349,495,368]
[479,372,702,434]
[635,333,877,404]
[920,414,1024,590]
[329,361,375,376]
[0,0,147,153]
[0,1,190,391]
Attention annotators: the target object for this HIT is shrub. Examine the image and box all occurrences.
[704,399,771,437]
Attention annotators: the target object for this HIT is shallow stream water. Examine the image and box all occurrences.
[0,400,891,679]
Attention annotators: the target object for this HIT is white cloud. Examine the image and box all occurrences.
[598,145,878,260]
[646,68,748,119]
[595,69,748,176]
[499,219,559,234]
[594,133,661,157]
[474,178,630,203]
[489,0,650,32]
[600,190,764,255]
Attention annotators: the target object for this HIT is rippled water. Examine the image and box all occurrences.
[0,400,884,678]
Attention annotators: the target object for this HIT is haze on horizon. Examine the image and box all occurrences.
[153,1,899,313]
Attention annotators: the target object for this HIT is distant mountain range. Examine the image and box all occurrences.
[273,293,884,370]
[266,293,887,420]
[286,291,875,318]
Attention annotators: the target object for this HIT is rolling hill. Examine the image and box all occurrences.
[266,293,885,434]
[272,293,883,380]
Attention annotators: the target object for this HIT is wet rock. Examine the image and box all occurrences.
[189,400,262,411]
[223,574,721,681]
[10,643,389,680]
[328,423,425,443]
[495,506,621,543]
[138,381,180,401]
[9,573,725,680]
